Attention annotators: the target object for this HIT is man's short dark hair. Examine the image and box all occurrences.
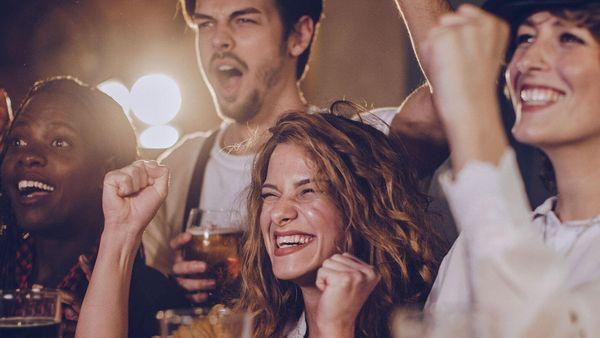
[181,0,323,80]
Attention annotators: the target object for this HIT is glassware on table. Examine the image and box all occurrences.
[156,307,253,338]
[0,289,62,338]
[183,209,245,304]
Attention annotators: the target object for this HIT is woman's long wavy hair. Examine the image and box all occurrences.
[237,103,443,337]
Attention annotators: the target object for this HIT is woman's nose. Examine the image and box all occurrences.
[270,198,298,227]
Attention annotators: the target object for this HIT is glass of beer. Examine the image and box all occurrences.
[183,209,245,304]
[0,289,62,338]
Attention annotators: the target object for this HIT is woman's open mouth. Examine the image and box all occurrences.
[274,232,315,256]
[16,179,55,205]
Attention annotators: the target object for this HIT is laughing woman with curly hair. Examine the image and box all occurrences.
[77,104,443,338]
[237,108,442,337]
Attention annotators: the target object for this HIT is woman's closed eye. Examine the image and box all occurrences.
[300,188,316,196]
[260,191,278,201]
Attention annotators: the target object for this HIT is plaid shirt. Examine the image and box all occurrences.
[14,232,98,296]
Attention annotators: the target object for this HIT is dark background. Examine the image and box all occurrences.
[0,0,482,138]
[1,0,548,204]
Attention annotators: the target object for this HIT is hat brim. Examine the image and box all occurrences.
[483,0,591,23]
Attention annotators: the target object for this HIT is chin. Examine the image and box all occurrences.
[513,121,554,147]
[218,93,261,123]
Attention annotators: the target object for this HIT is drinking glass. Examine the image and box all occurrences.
[183,209,245,304]
[156,307,253,338]
[0,289,62,338]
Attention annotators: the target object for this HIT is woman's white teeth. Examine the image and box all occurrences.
[218,65,234,71]
[520,88,564,105]
[276,235,313,248]
[17,180,55,192]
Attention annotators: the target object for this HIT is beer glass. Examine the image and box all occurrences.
[183,209,245,304]
[0,289,62,338]
[156,307,253,338]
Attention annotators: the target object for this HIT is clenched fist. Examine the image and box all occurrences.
[102,160,169,239]
[314,253,381,337]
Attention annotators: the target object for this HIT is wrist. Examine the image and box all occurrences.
[313,321,355,338]
[99,227,141,259]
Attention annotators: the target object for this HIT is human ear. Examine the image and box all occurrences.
[287,15,315,58]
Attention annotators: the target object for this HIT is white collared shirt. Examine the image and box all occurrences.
[426,149,600,337]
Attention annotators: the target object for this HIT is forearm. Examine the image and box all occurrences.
[76,230,141,338]
[395,0,452,80]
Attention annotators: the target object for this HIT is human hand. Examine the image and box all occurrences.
[170,232,216,303]
[314,253,381,337]
[422,4,509,127]
[102,160,169,241]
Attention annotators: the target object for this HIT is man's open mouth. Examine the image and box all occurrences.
[213,63,244,96]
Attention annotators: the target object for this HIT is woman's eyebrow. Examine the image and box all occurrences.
[261,183,277,190]
[48,121,78,133]
[294,179,312,188]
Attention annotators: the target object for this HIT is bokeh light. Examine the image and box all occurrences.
[97,80,131,114]
[139,125,180,149]
[130,74,181,125]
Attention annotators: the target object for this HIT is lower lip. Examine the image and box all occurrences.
[274,240,314,257]
[17,191,53,206]
[520,101,558,113]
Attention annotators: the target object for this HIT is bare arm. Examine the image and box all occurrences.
[76,161,169,338]
[394,0,452,81]
[387,0,453,177]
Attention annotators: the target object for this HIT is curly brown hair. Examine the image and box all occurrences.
[236,105,443,337]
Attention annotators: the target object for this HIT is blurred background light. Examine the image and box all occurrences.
[139,125,179,149]
[97,79,131,114]
[130,74,181,125]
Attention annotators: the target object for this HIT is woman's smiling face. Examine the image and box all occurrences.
[259,143,343,284]
[506,11,600,149]
[1,93,108,235]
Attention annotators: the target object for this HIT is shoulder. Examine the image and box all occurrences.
[157,130,215,165]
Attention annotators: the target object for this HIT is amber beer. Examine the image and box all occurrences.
[0,318,61,338]
[183,226,244,301]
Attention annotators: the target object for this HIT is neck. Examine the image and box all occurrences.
[32,216,102,286]
[544,138,600,221]
[221,80,307,154]
[299,284,321,336]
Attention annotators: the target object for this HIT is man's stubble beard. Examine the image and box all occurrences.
[216,51,286,124]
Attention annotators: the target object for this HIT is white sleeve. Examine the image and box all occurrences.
[360,107,398,136]
[432,149,599,337]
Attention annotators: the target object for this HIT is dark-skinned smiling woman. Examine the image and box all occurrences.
[0,76,187,338]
